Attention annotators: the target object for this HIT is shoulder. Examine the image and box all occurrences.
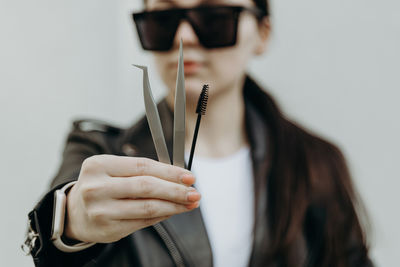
[288,118,346,164]
[290,120,343,160]
[245,75,347,165]
[65,115,154,157]
[52,119,129,187]
[64,118,126,155]
[245,75,348,185]
[287,120,351,201]
[72,118,122,134]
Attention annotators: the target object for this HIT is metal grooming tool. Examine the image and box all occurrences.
[134,40,186,167]
[173,41,186,168]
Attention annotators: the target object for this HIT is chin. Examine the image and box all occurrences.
[184,79,206,101]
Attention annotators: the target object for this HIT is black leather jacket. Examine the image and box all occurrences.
[26,77,373,267]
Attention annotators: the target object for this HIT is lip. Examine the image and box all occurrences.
[183,61,203,75]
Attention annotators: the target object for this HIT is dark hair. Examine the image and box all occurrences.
[143,0,270,15]
[245,81,371,266]
[252,0,269,16]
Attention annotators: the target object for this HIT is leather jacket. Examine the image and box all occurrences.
[25,77,373,267]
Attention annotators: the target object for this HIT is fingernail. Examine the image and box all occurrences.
[185,202,199,209]
[181,174,195,185]
[187,191,201,202]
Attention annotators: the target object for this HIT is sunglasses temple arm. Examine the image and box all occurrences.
[173,40,186,168]
[133,64,171,165]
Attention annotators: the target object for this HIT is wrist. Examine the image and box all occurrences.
[63,184,82,242]
[51,181,95,252]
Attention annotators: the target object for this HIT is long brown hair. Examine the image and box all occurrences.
[245,78,371,266]
[249,1,371,265]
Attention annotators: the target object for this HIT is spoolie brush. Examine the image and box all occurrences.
[188,84,209,170]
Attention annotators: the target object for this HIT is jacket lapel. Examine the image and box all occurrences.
[243,77,272,266]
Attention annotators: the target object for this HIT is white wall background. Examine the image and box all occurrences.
[0,0,399,266]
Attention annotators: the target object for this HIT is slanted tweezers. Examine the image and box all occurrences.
[134,40,186,167]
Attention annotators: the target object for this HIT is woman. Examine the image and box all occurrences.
[25,0,373,266]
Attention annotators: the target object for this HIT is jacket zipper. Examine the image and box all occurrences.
[153,223,185,267]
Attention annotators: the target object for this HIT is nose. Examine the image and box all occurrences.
[173,20,200,48]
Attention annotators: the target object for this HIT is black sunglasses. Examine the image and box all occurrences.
[132,5,267,51]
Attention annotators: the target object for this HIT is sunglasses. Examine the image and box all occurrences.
[132,5,266,51]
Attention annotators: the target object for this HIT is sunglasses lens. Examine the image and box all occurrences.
[133,6,241,51]
[133,11,180,51]
[189,7,238,48]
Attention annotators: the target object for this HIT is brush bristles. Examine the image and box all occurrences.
[196,84,209,115]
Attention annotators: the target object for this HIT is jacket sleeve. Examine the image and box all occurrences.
[26,120,120,267]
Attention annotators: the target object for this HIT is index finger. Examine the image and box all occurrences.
[95,155,195,185]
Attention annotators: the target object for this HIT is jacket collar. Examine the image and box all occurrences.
[243,77,272,266]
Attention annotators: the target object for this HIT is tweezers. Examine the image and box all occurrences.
[134,40,186,168]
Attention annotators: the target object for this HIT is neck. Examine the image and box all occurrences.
[171,76,248,158]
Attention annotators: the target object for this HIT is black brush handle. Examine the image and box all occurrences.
[188,114,202,171]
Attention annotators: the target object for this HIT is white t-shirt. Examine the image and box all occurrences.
[187,147,255,267]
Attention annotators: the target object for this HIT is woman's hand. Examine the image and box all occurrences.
[64,155,200,243]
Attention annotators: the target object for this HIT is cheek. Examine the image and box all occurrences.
[208,51,247,81]
[206,20,259,86]
[153,54,175,90]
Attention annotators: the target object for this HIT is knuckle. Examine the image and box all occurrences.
[80,184,99,203]
[87,208,106,224]
[165,167,180,182]
[142,201,156,218]
[134,157,150,175]
[137,177,153,195]
[173,185,186,202]
[175,203,187,213]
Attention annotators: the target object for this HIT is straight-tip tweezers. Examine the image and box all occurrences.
[133,40,186,168]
